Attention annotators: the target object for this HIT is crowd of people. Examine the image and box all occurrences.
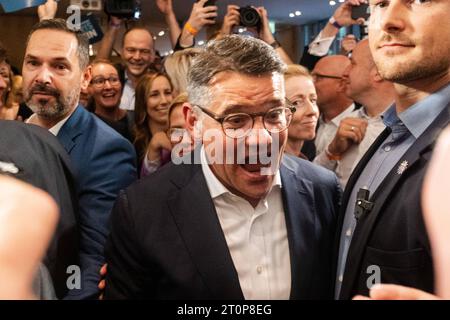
[0,0,449,300]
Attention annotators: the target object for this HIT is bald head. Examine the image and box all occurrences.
[314,55,351,78]
[312,55,353,118]
[343,39,395,114]
[352,39,375,69]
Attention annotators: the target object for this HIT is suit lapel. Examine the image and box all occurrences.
[280,164,316,299]
[167,164,244,300]
[57,106,84,155]
[332,127,391,290]
[340,106,449,299]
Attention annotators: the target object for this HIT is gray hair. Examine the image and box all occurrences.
[187,35,287,107]
[26,19,90,71]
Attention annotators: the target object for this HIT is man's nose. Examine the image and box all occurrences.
[379,0,407,34]
[246,117,273,149]
[34,66,52,85]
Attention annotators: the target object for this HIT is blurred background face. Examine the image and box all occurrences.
[122,29,154,78]
[169,104,192,156]
[146,75,173,125]
[79,87,91,107]
[0,61,9,106]
[342,41,374,102]
[285,75,319,141]
[312,58,349,112]
[90,63,122,109]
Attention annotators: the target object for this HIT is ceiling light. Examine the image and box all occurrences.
[289,13,295,18]
[295,11,302,16]
[158,30,165,37]
[330,1,337,5]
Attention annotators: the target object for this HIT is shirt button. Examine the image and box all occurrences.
[339,275,343,282]
[384,145,391,152]
[257,266,263,274]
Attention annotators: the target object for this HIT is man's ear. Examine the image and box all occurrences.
[338,78,347,93]
[184,103,204,142]
[184,102,197,136]
[372,67,384,83]
[80,65,92,91]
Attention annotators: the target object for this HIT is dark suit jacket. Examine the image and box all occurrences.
[58,106,137,299]
[104,153,341,299]
[336,104,450,300]
[0,120,79,299]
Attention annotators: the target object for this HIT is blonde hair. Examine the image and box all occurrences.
[284,64,312,81]
[164,48,203,94]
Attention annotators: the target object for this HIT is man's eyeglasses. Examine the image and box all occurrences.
[311,72,344,82]
[196,101,296,139]
[90,76,121,88]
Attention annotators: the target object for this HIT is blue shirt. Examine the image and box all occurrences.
[335,82,450,298]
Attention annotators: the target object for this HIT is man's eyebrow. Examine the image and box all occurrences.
[221,100,283,114]
[24,54,38,60]
[24,55,71,63]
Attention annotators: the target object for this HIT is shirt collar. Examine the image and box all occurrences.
[200,145,282,200]
[383,82,450,139]
[27,112,71,136]
[330,103,355,126]
[49,113,71,136]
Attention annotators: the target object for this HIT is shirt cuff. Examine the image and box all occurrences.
[308,32,336,57]
[313,150,338,171]
[141,156,161,177]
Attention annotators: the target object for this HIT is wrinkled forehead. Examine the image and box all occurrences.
[26,29,79,63]
[208,71,286,113]
[92,63,118,76]
[123,29,153,49]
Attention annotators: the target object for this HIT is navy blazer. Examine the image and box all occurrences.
[58,106,137,299]
[104,153,341,299]
[336,104,449,299]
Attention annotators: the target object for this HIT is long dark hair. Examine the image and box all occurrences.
[133,72,173,161]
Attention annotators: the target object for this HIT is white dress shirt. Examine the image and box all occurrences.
[200,147,291,300]
[315,104,355,155]
[27,113,71,136]
[119,72,135,111]
[314,107,387,188]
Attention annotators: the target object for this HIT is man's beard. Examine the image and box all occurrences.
[25,83,79,120]
[375,55,450,84]
[372,33,450,83]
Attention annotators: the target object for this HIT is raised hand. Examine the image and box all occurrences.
[328,117,368,156]
[156,0,174,16]
[341,34,358,55]
[220,5,240,36]
[186,0,218,32]
[38,0,58,21]
[333,0,367,27]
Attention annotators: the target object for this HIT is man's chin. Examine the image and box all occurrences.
[127,66,147,77]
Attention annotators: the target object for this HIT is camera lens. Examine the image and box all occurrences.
[239,6,261,28]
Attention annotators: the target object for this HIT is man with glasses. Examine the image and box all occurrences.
[313,40,395,188]
[104,35,341,300]
[311,55,355,156]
